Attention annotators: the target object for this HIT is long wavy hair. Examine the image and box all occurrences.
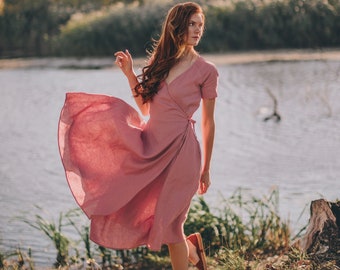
[134,2,204,103]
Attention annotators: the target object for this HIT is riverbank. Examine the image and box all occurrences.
[1,48,340,70]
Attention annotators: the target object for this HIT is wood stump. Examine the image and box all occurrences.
[299,199,340,266]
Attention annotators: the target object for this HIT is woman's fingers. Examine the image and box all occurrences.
[114,54,126,68]
[114,50,130,60]
[114,50,135,78]
[114,50,132,69]
[198,171,211,195]
[198,182,207,195]
[114,50,125,57]
[125,49,132,61]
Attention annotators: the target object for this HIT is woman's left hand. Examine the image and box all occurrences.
[198,170,211,195]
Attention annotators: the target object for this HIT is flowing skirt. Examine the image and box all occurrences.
[58,92,201,250]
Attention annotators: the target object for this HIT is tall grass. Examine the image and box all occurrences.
[7,188,300,269]
[1,0,340,57]
[52,0,340,57]
[0,248,34,270]
[4,188,337,269]
[185,188,290,265]
[19,206,72,268]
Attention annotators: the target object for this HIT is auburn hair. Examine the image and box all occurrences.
[134,2,204,103]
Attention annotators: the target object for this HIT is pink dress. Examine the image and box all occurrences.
[58,56,218,251]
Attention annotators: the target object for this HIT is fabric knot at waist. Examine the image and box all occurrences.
[188,118,196,124]
[188,118,196,132]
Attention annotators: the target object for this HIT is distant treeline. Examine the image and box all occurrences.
[0,0,340,58]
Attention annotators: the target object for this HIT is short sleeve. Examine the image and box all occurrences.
[200,62,219,99]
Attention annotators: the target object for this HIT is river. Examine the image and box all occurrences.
[0,56,339,266]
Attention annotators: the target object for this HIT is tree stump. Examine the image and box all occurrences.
[299,199,340,266]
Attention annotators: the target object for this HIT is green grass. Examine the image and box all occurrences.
[1,188,338,269]
[185,188,292,269]
[19,206,72,268]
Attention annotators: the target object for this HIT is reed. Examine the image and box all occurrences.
[6,188,336,269]
[65,208,94,261]
[0,248,34,270]
[19,206,71,268]
[184,188,291,267]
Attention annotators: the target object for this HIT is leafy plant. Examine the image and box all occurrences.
[2,0,340,57]
[8,188,332,269]
[185,188,290,262]
[20,206,71,268]
[0,248,34,270]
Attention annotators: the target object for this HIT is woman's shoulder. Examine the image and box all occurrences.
[195,56,219,98]
[196,56,219,76]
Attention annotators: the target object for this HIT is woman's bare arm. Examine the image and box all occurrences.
[114,50,150,116]
[198,98,216,194]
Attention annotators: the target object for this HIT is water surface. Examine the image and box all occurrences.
[0,59,339,265]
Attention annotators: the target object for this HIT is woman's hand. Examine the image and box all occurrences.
[114,49,134,78]
[114,49,150,116]
[198,98,215,195]
[198,170,211,195]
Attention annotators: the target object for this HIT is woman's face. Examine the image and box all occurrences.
[185,13,204,46]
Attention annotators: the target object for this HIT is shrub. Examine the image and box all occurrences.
[1,0,340,57]
[53,2,172,56]
[185,188,291,260]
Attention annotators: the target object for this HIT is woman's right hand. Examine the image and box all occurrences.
[114,49,149,116]
[114,49,134,78]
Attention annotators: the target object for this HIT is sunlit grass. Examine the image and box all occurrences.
[19,206,71,268]
[2,188,338,269]
[0,248,34,270]
[185,188,292,269]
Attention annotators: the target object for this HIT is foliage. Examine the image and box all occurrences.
[66,208,94,260]
[0,0,70,57]
[1,0,340,57]
[201,0,340,52]
[3,188,338,269]
[185,188,290,261]
[0,248,34,270]
[19,206,72,268]
[52,0,340,56]
[52,2,171,57]
[213,247,246,270]
[0,0,138,57]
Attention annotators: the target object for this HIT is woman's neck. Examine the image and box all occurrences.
[180,47,197,62]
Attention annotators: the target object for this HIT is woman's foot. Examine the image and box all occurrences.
[186,233,207,270]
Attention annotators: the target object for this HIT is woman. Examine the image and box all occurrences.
[58,2,218,270]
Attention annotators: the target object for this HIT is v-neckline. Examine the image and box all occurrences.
[165,56,201,86]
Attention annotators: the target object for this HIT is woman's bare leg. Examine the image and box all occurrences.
[168,241,189,270]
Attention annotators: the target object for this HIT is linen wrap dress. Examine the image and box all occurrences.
[58,56,218,251]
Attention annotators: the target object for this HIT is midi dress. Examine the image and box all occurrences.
[58,56,218,251]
